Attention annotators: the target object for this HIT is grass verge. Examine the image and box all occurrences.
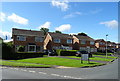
[67,56,116,61]
[0,60,52,68]
[11,57,103,67]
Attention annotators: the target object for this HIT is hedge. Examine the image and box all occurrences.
[60,51,76,56]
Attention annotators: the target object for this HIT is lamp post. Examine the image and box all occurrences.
[106,34,108,58]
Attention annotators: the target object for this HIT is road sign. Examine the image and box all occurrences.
[81,54,89,64]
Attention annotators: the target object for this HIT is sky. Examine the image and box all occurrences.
[0,1,118,43]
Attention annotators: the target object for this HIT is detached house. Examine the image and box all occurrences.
[12,28,45,52]
[44,32,73,50]
[95,39,106,52]
[73,35,97,52]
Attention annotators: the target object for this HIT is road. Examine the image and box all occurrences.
[0,59,118,79]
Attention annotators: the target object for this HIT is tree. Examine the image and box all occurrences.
[78,32,88,36]
[40,28,49,35]
[55,30,62,34]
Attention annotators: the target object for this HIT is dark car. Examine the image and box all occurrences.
[43,50,49,55]
[48,49,58,56]
[76,51,92,57]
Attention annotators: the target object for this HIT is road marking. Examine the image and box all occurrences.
[14,68,19,70]
[10,68,14,69]
[21,69,27,71]
[29,70,36,73]
[51,74,60,76]
[38,72,47,74]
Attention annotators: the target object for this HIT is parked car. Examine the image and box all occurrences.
[76,51,92,57]
[43,50,49,55]
[48,49,58,56]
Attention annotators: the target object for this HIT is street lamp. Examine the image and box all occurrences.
[106,34,108,58]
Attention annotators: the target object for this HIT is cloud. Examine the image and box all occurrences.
[51,0,69,11]
[0,12,6,21]
[63,11,82,19]
[8,13,28,25]
[38,21,51,29]
[55,24,71,32]
[100,20,118,28]
[0,29,12,40]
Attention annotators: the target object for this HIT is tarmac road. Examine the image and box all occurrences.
[1,59,118,79]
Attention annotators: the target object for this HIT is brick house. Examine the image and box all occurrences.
[95,39,106,52]
[107,41,116,51]
[73,35,97,52]
[12,28,45,52]
[44,32,73,50]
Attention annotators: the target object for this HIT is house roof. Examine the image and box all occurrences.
[95,39,106,42]
[48,32,73,39]
[74,35,94,41]
[12,28,44,37]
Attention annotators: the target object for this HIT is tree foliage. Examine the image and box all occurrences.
[78,32,88,36]
[40,28,49,35]
[55,30,62,34]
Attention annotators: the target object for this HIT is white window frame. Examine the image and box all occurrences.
[54,39,60,43]
[28,45,36,52]
[90,41,94,45]
[17,36,26,41]
[81,40,86,44]
[67,39,72,44]
[35,37,43,42]
[80,47,86,50]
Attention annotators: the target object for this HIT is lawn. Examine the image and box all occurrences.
[11,57,103,67]
[67,55,116,61]
[0,60,52,68]
[92,55,117,59]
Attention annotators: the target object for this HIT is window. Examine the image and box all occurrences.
[17,36,26,41]
[100,42,105,45]
[53,46,60,49]
[81,40,86,44]
[28,45,36,52]
[67,39,72,44]
[35,37,43,42]
[80,47,86,51]
[54,39,60,43]
[90,41,94,45]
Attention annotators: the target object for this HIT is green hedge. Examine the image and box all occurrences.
[56,49,78,56]
[14,52,43,59]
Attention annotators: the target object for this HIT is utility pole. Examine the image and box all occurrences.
[106,34,108,58]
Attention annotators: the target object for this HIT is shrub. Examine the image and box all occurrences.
[17,45,25,52]
[2,42,15,60]
[60,51,76,56]
[14,52,43,60]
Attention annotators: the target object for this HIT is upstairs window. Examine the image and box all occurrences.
[81,40,86,44]
[17,36,26,41]
[35,37,43,42]
[100,42,105,45]
[90,41,94,45]
[54,39,60,43]
[67,39,72,44]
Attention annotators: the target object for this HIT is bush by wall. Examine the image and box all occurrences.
[2,42,14,60]
[60,51,76,56]
[14,52,44,60]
